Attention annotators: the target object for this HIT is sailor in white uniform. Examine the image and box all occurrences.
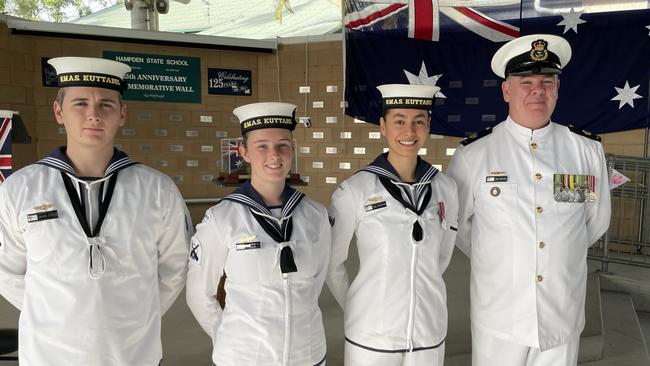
[186,102,331,366]
[0,57,192,366]
[327,84,459,366]
[447,34,611,366]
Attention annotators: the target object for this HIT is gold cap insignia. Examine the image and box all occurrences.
[238,235,257,243]
[530,39,549,62]
[33,203,54,211]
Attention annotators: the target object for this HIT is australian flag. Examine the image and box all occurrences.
[224,139,246,174]
[0,112,12,184]
[344,0,650,137]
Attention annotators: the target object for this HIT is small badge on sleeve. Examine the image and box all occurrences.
[189,237,202,264]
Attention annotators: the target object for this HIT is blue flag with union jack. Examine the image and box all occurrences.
[223,138,247,173]
[0,112,12,184]
[344,0,650,137]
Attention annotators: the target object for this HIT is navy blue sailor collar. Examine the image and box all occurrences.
[360,152,438,185]
[37,146,138,179]
[222,181,305,218]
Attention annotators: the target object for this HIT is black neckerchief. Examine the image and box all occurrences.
[222,182,305,274]
[359,153,438,241]
[37,147,138,278]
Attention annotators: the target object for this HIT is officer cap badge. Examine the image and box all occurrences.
[491,34,572,78]
[530,39,549,62]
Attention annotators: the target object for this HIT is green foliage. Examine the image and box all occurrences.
[2,0,117,22]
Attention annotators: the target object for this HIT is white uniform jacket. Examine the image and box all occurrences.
[0,147,192,366]
[186,182,331,366]
[327,153,459,353]
[446,117,611,351]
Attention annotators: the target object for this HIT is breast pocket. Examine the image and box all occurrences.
[418,208,444,253]
[23,219,58,263]
[477,183,518,225]
[226,240,278,285]
[23,212,93,279]
[554,200,587,227]
[290,228,321,282]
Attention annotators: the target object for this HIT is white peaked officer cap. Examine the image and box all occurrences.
[491,34,572,78]
[47,57,131,94]
[233,102,298,135]
[376,84,440,110]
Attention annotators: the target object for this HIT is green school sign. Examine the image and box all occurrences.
[103,51,201,103]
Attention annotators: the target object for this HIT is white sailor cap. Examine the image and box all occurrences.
[491,34,572,78]
[233,102,298,135]
[0,110,16,118]
[376,84,440,110]
[47,57,131,94]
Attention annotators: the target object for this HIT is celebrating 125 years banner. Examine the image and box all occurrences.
[208,68,252,96]
[103,51,201,103]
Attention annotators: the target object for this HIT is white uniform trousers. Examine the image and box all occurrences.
[472,324,579,366]
[345,340,445,366]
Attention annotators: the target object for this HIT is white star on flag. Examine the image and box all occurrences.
[557,9,586,34]
[611,81,643,109]
[646,25,650,35]
[404,61,446,98]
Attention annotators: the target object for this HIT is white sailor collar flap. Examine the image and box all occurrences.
[359,153,438,209]
[222,182,305,227]
[37,147,138,178]
[360,153,438,186]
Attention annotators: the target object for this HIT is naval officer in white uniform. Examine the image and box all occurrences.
[447,34,611,366]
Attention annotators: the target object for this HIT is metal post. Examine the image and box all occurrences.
[602,229,610,273]
[131,0,159,31]
[601,154,615,274]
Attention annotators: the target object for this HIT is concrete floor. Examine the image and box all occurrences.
[0,246,648,365]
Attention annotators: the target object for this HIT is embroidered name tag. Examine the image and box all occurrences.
[27,210,59,223]
[364,201,387,212]
[486,175,508,183]
[236,241,261,251]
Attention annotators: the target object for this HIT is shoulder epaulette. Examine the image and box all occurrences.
[568,125,601,142]
[460,126,493,146]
